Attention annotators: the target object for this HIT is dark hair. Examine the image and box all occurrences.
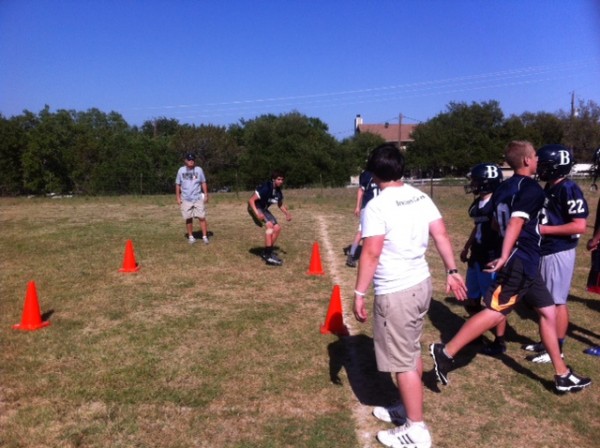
[366,143,405,181]
[271,170,285,180]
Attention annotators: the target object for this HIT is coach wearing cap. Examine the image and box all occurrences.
[175,153,210,244]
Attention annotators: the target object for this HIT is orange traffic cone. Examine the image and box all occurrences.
[320,284,349,336]
[119,239,140,273]
[307,241,325,275]
[13,281,51,331]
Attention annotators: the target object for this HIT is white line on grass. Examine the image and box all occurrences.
[316,215,378,448]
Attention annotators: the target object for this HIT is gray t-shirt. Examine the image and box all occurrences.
[176,166,206,202]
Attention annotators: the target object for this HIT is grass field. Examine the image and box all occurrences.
[1,185,599,448]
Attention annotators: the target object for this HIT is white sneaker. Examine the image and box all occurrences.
[188,236,196,244]
[373,403,407,424]
[377,421,432,448]
[525,350,563,364]
[202,236,209,245]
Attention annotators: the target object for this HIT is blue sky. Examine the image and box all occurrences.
[1,1,599,139]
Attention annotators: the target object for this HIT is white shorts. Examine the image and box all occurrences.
[180,199,206,220]
[540,248,576,305]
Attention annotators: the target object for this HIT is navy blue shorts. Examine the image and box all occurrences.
[247,205,277,228]
[483,257,553,315]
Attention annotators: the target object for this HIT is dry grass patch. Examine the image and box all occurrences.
[1,186,599,447]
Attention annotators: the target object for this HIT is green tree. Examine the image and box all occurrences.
[70,109,130,194]
[560,99,600,162]
[236,111,341,189]
[502,111,564,147]
[0,114,28,194]
[337,132,386,176]
[21,106,78,194]
[171,124,243,191]
[406,101,506,177]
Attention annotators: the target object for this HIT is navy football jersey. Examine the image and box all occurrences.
[254,180,283,210]
[492,174,545,277]
[540,178,589,255]
[359,170,379,208]
[467,196,502,266]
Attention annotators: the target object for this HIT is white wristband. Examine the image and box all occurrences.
[354,290,366,297]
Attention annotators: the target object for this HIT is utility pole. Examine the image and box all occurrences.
[398,113,403,150]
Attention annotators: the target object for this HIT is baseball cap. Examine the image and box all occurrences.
[185,153,196,161]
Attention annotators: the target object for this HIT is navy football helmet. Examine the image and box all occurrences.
[536,144,574,182]
[464,163,503,194]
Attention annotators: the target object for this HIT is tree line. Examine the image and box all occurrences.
[1,99,599,196]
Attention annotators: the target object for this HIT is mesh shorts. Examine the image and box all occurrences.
[540,248,576,305]
[483,257,553,315]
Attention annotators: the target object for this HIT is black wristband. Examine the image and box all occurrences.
[447,269,459,275]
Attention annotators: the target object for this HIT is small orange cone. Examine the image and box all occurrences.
[307,241,325,275]
[320,284,349,336]
[13,281,50,331]
[118,239,140,273]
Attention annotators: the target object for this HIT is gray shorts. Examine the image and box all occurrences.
[373,277,432,373]
[180,199,206,220]
[540,248,576,305]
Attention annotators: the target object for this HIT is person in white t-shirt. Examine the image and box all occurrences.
[353,143,466,448]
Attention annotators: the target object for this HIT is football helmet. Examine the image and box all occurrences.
[536,144,574,181]
[464,163,503,194]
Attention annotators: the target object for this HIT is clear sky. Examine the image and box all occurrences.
[1,1,599,139]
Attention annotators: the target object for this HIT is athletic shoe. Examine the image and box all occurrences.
[480,340,506,357]
[373,403,407,424]
[202,236,209,245]
[554,367,592,392]
[584,345,600,357]
[265,255,283,266]
[376,421,432,448]
[429,343,454,386]
[525,350,563,364]
[343,245,351,256]
[188,236,196,244]
[346,254,357,268]
[522,341,544,353]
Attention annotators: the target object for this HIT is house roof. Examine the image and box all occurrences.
[356,123,417,143]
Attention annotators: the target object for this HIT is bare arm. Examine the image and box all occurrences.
[429,218,467,300]
[248,193,264,221]
[202,182,209,203]
[461,225,477,263]
[354,188,364,217]
[540,218,586,237]
[353,234,384,322]
[176,184,182,205]
[279,203,292,221]
[486,216,525,273]
[588,226,600,251]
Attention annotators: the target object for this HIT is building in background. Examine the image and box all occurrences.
[354,114,417,150]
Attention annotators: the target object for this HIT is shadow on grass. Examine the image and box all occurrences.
[511,294,600,347]
[428,297,556,393]
[248,245,287,258]
[327,334,398,407]
[185,230,214,239]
